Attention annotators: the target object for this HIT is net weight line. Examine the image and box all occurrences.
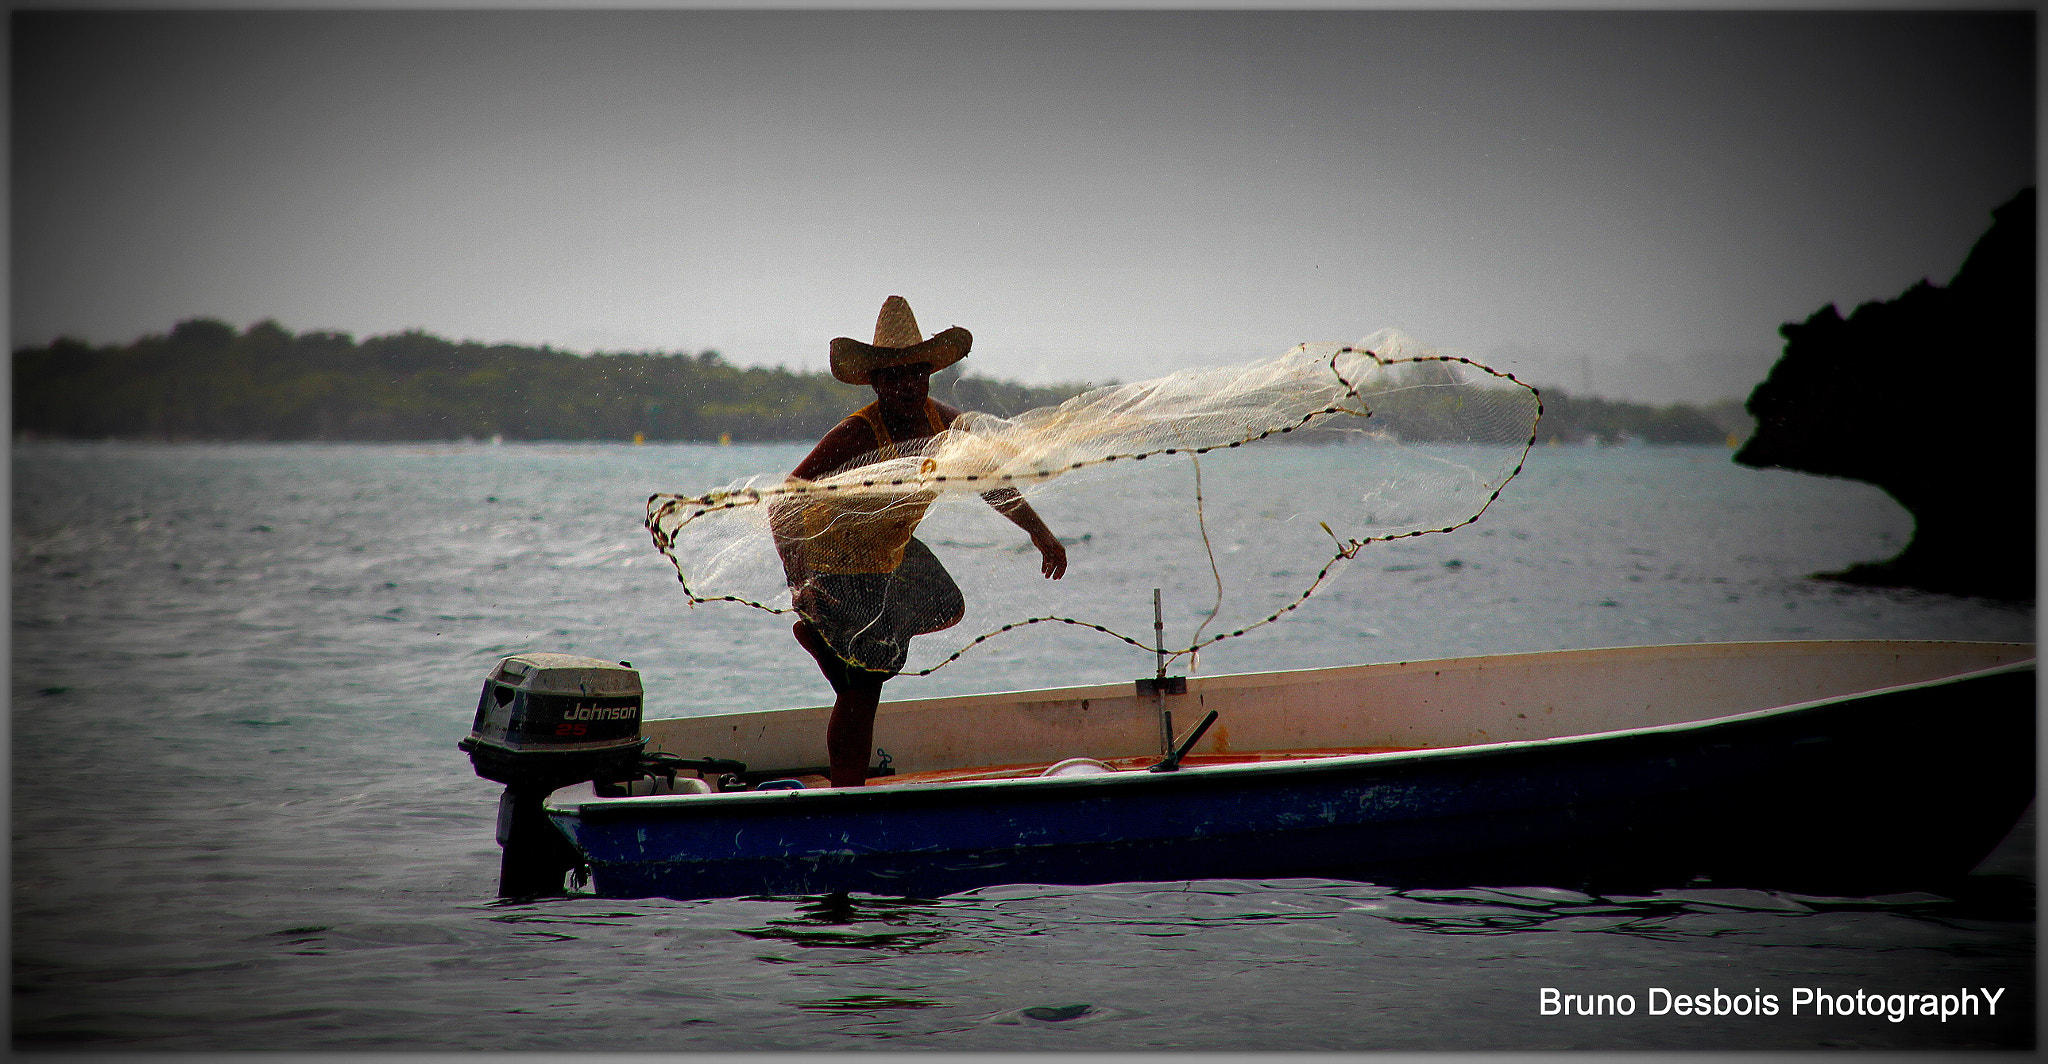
[645,345,1543,676]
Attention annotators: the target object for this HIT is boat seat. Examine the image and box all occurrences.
[601,775,713,797]
[1040,757,1115,777]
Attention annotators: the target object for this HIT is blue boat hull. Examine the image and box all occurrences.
[549,661,2033,900]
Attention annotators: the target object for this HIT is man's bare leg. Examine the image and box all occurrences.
[823,682,883,788]
[794,621,889,788]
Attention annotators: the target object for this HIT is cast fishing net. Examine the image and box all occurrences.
[646,330,1541,676]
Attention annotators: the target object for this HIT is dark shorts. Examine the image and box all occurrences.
[805,537,965,676]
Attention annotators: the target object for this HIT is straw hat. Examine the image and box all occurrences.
[829,296,971,385]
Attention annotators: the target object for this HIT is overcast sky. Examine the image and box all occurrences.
[13,9,2034,403]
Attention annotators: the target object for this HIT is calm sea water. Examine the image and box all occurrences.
[12,440,2035,1051]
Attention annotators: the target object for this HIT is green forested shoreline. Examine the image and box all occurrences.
[12,317,1740,445]
[11,317,1095,444]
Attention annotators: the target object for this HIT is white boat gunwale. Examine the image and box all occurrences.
[547,644,2035,818]
[754,637,2031,714]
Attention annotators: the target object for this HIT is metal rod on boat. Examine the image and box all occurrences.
[1149,710,1220,773]
[1154,588,1171,755]
[1152,588,1166,681]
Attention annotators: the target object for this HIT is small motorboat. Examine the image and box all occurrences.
[462,640,2034,900]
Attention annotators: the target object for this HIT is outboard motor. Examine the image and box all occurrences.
[459,653,645,897]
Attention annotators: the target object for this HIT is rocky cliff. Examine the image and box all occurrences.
[1735,188,2035,601]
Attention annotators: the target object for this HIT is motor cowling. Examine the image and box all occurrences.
[459,653,646,791]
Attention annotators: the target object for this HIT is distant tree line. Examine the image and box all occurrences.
[10,318,1097,444]
[1326,360,1741,447]
[12,317,1744,446]
[1525,389,1743,446]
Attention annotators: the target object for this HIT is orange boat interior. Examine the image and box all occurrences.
[864,746,1425,787]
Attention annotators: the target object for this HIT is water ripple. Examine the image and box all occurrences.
[10,442,2032,1052]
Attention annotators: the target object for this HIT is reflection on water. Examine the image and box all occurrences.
[11,442,2033,1051]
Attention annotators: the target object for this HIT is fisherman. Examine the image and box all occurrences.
[772,297,1068,787]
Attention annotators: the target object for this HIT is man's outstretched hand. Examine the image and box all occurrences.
[1032,532,1068,580]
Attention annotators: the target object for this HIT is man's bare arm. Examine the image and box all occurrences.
[982,487,1067,580]
[939,404,1067,580]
